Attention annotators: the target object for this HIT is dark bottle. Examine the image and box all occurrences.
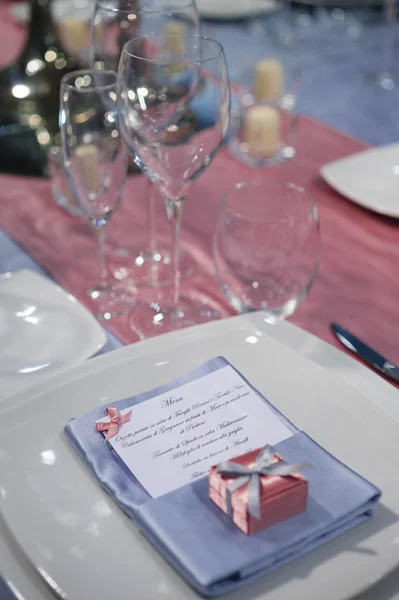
[0,0,78,176]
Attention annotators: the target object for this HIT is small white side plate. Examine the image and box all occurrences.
[321,142,399,218]
[197,0,279,20]
[0,269,106,395]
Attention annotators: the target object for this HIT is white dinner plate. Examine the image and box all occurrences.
[321,142,399,218]
[0,269,106,395]
[0,312,399,600]
[197,0,279,20]
[11,0,277,23]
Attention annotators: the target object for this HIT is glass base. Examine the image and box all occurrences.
[87,282,136,320]
[229,136,296,169]
[128,296,221,338]
[112,244,195,288]
[361,70,399,91]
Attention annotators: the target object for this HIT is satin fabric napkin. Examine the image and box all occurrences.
[64,356,381,597]
[0,577,17,600]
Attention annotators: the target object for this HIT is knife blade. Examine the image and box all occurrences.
[331,323,399,383]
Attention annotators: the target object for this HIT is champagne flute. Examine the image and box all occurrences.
[117,34,230,336]
[60,69,136,319]
[91,0,200,287]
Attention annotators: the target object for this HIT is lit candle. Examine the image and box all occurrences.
[253,59,283,103]
[59,16,89,55]
[245,105,281,156]
[75,144,101,191]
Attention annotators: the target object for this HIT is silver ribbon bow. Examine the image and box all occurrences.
[217,445,311,520]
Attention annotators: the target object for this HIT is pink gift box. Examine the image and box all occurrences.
[209,449,308,535]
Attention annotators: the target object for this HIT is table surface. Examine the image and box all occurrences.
[1,3,399,599]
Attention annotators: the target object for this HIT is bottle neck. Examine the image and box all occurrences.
[26,0,57,48]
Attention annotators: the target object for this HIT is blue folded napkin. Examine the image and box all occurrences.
[0,577,16,600]
[64,356,381,597]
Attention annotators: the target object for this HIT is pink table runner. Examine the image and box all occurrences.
[0,2,24,66]
[1,2,399,381]
[1,117,399,374]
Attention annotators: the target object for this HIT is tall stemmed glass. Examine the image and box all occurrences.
[118,34,230,336]
[60,69,136,319]
[91,0,200,287]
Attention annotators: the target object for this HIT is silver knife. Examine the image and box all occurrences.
[331,323,399,383]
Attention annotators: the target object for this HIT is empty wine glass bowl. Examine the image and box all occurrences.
[92,0,199,71]
[213,179,321,323]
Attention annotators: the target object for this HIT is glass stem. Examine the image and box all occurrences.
[381,0,396,78]
[286,0,295,45]
[170,198,184,310]
[148,180,157,258]
[93,223,110,289]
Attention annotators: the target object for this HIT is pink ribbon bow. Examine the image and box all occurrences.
[96,406,132,440]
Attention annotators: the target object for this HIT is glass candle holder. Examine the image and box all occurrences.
[56,0,93,64]
[229,56,300,168]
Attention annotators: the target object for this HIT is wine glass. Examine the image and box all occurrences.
[117,33,231,336]
[91,0,200,287]
[60,69,136,319]
[213,180,320,322]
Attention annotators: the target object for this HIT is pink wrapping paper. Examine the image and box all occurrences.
[209,449,308,535]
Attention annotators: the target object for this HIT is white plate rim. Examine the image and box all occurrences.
[320,143,399,219]
[0,269,107,395]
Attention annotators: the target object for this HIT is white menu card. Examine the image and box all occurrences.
[97,365,293,498]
